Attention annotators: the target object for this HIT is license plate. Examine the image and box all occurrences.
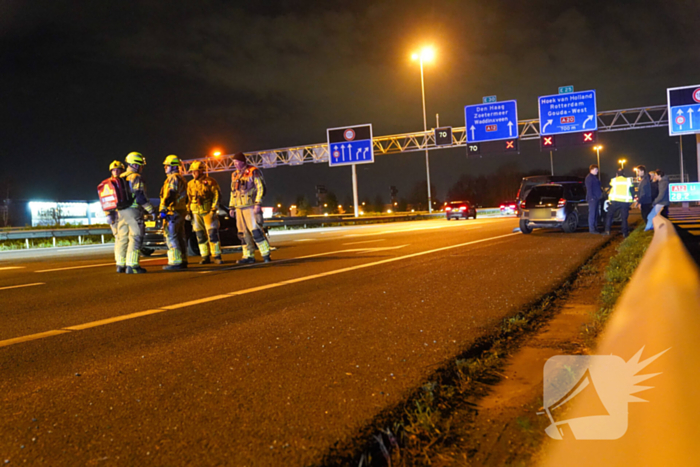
[145,221,156,228]
[529,209,551,220]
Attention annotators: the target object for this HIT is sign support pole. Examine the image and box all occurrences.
[696,134,700,184]
[352,164,359,218]
[679,136,685,183]
[550,151,554,175]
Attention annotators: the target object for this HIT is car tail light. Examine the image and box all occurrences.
[557,198,566,208]
[460,206,467,211]
[446,206,452,211]
[520,200,526,209]
[509,204,516,209]
[500,204,505,209]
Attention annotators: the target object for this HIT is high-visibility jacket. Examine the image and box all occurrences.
[121,169,154,213]
[608,176,634,203]
[159,173,188,214]
[229,166,265,209]
[187,176,220,214]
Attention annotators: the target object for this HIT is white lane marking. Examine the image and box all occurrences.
[0,266,25,271]
[294,239,313,242]
[0,233,518,348]
[0,282,45,291]
[343,223,484,238]
[35,257,164,273]
[196,247,402,274]
[343,239,386,245]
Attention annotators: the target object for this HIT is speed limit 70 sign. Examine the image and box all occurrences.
[434,127,452,146]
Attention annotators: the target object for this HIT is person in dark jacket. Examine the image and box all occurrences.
[585,164,603,233]
[634,165,652,222]
[645,169,670,231]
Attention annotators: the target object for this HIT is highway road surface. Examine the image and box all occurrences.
[0,217,609,466]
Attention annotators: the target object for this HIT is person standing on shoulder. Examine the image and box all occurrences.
[116,152,156,274]
[187,161,223,264]
[105,160,125,238]
[585,164,603,234]
[228,152,271,264]
[645,169,670,231]
[634,165,652,223]
[604,169,634,237]
[160,155,189,271]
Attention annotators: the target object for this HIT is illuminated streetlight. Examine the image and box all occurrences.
[411,46,435,213]
[593,145,603,179]
[618,158,627,169]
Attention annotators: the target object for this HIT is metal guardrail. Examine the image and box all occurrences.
[542,214,700,465]
[1,208,509,244]
[0,227,112,241]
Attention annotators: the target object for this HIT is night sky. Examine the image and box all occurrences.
[1,0,699,205]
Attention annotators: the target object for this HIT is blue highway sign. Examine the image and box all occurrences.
[669,183,700,202]
[538,90,597,135]
[327,124,374,167]
[465,100,518,143]
[667,85,700,136]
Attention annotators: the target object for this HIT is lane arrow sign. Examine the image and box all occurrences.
[347,143,352,161]
[341,144,346,161]
[583,115,593,128]
[508,121,514,136]
[470,125,476,140]
[689,108,694,129]
[542,120,553,133]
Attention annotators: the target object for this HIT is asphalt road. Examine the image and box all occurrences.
[0,218,609,466]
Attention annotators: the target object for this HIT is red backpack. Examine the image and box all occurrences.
[98,177,133,211]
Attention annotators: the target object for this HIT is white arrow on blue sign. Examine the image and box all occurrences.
[464,100,519,143]
[538,90,597,136]
[667,85,700,136]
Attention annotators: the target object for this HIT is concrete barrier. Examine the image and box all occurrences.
[542,215,700,465]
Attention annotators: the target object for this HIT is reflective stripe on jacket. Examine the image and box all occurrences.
[187,176,220,214]
[229,166,264,209]
[608,176,634,203]
[159,173,188,213]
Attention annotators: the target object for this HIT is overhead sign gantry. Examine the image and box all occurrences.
[327,123,374,216]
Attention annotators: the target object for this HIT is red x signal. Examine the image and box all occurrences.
[506,140,515,149]
[583,132,594,142]
[543,136,554,146]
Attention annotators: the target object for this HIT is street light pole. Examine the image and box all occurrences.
[418,57,432,213]
[594,145,603,180]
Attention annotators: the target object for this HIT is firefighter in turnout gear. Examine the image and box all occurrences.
[160,155,189,271]
[604,169,635,238]
[228,152,271,264]
[187,160,223,264]
[105,160,125,238]
[116,152,156,274]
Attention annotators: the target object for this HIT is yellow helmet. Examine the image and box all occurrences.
[125,151,146,166]
[109,160,125,171]
[189,161,204,172]
[163,154,182,167]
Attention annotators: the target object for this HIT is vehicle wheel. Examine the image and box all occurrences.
[140,247,154,256]
[519,219,532,234]
[562,212,579,233]
[472,212,477,219]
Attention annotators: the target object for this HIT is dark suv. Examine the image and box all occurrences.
[519,182,590,234]
[445,201,477,220]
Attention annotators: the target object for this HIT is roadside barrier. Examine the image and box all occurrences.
[542,215,700,466]
[1,208,511,248]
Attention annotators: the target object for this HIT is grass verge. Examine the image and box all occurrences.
[583,225,653,344]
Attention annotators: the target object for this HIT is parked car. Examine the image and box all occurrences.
[445,200,477,220]
[518,182,590,234]
[142,205,240,256]
[499,201,518,216]
[516,175,583,215]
